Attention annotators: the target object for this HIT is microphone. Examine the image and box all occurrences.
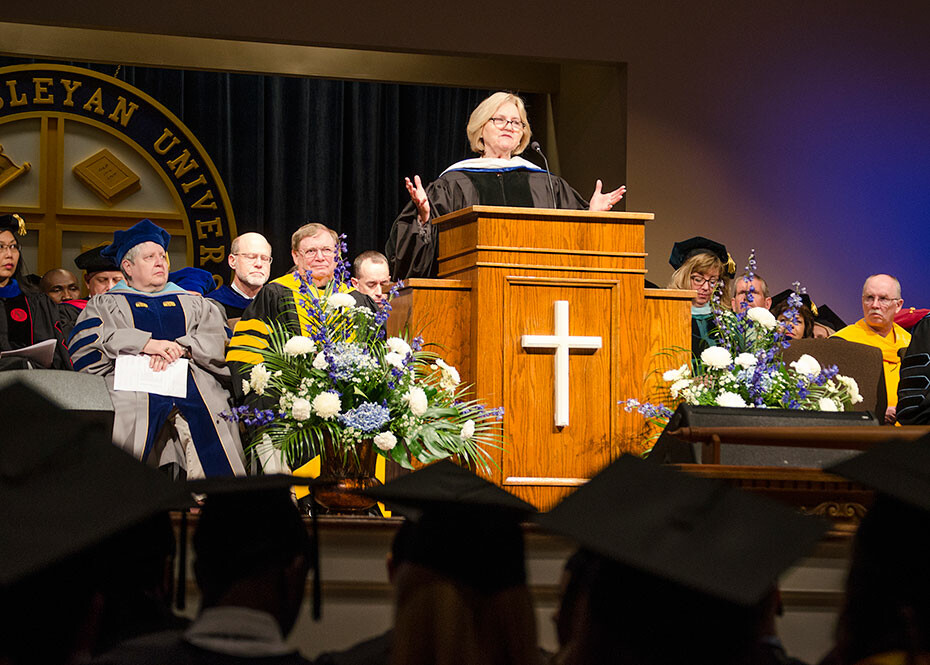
[530,141,556,208]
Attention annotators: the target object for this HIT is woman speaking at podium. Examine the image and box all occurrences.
[386,91,626,279]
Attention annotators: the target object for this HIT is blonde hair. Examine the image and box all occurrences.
[390,563,539,665]
[466,92,532,156]
[668,252,729,301]
[291,223,337,251]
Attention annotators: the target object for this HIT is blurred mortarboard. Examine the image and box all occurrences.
[814,304,846,331]
[536,454,826,607]
[101,218,171,265]
[0,382,192,587]
[365,460,537,591]
[169,267,217,295]
[771,289,818,316]
[74,245,120,274]
[0,213,26,237]
[826,435,930,512]
[668,236,736,278]
[895,307,930,332]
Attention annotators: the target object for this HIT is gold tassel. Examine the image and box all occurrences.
[11,214,25,236]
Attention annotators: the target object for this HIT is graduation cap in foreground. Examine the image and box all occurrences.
[668,236,736,278]
[537,455,826,607]
[365,460,537,592]
[0,382,193,587]
[186,473,323,619]
[826,435,930,512]
[74,244,120,274]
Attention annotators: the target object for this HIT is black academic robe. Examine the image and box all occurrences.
[0,282,73,370]
[897,315,930,424]
[386,168,589,279]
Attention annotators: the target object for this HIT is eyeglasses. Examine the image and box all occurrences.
[690,274,719,288]
[296,246,336,259]
[863,295,900,308]
[487,117,526,131]
[0,243,21,254]
[234,252,273,264]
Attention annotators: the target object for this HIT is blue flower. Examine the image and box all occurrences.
[339,402,391,433]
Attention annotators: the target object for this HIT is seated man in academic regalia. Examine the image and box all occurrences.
[68,218,246,478]
[0,213,73,370]
[897,313,930,425]
[207,231,273,328]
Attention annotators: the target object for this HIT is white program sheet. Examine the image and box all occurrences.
[113,355,189,398]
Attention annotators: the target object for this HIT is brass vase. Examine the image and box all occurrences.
[313,434,380,514]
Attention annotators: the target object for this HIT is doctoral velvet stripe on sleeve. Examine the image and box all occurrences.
[898,316,930,425]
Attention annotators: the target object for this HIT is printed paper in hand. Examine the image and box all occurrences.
[113,354,189,398]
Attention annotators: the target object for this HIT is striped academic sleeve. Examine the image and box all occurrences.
[226,317,271,365]
[68,308,112,375]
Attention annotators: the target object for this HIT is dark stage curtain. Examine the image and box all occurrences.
[0,56,498,274]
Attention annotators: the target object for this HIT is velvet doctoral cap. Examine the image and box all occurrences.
[0,213,26,237]
[813,304,846,331]
[0,382,192,586]
[74,245,120,274]
[169,267,216,295]
[668,235,735,277]
[771,289,818,316]
[826,435,930,512]
[365,460,537,592]
[537,454,826,606]
[101,218,171,264]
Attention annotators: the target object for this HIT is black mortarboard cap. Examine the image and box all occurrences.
[0,382,192,586]
[74,245,120,274]
[814,304,846,331]
[537,455,826,606]
[0,213,27,237]
[771,289,818,316]
[365,460,537,591]
[826,435,930,512]
[101,218,171,264]
[668,236,736,277]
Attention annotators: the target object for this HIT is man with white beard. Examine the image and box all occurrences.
[207,232,273,327]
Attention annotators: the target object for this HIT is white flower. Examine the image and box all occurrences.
[716,391,747,408]
[374,431,397,451]
[312,351,328,370]
[291,397,312,421]
[835,374,863,404]
[735,353,758,369]
[790,354,822,377]
[386,337,412,356]
[385,351,406,368]
[435,358,461,391]
[249,363,272,395]
[662,364,689,383]
[326,292,356,309]
[746,307,778,330]
[701,346,733,369]
[460,419,476,441]
[403,386,428,416]
[669,379,691,399]
[241,379,252,395]
[312,392,341,420]
[818,397,840,412]
[283,335,316,357]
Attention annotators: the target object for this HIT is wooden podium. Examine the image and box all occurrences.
[387,206,693,508]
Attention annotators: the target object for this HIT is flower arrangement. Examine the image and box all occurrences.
[224,247,503,474]
[624,253,863,438]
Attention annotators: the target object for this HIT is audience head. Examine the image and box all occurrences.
[40,268,81,303]
[0,213,29,290]
[668,237,734,307]
[190,477,312,637]
[828,438,930,664]
[466,91,532,157]
[75,245,123,296]
[538,454,826,665]
[103,219,172,293]
[367,461,540,665]
[291,222,339,287]
[861,274,903,336]
[731,272,772,311]
[229,232,272,295]
[352,250,391,303]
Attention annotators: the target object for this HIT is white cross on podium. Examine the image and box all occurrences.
[521,300,603,428]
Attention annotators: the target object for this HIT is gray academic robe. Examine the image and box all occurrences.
[68,283,245,477]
